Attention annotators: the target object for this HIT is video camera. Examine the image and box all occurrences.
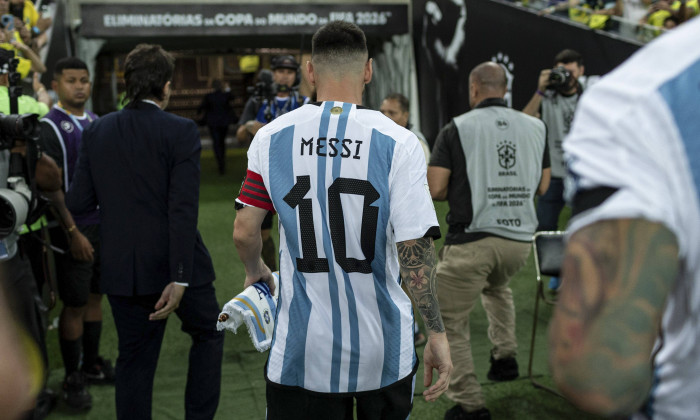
[246,67,300,123]
[0,49,43,240]
[548,66,573,90]
[247,69,275,102]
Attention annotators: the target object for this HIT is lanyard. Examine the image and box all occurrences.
[57,102,93,132]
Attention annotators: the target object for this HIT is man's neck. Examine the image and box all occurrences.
[316,82,363,105]
[59,102,86,117]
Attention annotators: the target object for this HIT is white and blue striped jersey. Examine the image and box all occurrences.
[564,17,700,420]
[238,101,440,394]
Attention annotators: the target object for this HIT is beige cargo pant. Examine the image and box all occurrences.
[437,236,531,411]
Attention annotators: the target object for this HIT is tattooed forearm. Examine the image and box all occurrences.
[549,219,678,416]
[397,237,445,334]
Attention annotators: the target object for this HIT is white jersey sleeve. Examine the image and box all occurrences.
[564,17,700,419]
[389,131,439,242]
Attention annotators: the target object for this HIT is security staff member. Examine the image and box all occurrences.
[428,62,550,420]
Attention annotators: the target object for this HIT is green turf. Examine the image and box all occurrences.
[44,148,599,419]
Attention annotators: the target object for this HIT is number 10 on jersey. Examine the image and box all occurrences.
[283,175,380,274]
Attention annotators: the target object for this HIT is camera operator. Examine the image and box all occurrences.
[236,55,309,146]
[0,47,61,419]
[523,49,585,234]
[235,55,309,271]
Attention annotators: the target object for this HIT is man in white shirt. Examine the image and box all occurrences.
[550,16,700,420]
[233,20,452,420]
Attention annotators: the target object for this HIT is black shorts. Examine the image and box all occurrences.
[51,224,101,307]
[261,211,274,230]
[265,370,415,420]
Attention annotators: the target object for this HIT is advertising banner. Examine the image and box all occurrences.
[80,3,408,37]
[413,0,641,144]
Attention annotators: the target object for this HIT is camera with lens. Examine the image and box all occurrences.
[0,113,41,240]
[548,66,572,89]
[247,69,275,102]
[0,48,43,241]
[0,113,40,150]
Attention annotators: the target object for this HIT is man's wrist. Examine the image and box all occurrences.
[174,282,189,287]
[536,89,546,97]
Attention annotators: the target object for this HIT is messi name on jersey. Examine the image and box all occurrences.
[300,137,363,160]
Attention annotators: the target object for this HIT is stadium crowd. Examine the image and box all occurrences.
[524,0,698,40]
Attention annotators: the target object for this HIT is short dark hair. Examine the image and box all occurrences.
[311,20,367,66]
[53,57,88,80]
[554,49,583,67]
[123,44,174,106]
[384,93,409,113]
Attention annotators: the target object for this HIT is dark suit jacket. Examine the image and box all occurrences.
[197,90,236,127]
[66,101,215,296]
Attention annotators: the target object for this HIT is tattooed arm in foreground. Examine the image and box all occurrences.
[548,219,679,416]
[397,237,452,402]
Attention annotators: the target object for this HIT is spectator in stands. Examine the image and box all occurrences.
[643,0,698,29]
[538,0,573,17]
[569,0,623,29]
[619,0,653,37]
[0,25,46,77]
[10,0,51,41]
[0,48,48,114]
[664,14,681,28]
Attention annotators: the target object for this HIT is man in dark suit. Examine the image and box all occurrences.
[197,79,235,175]
[66,44,223,420]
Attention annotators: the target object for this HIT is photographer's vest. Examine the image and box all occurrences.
[454,98,546,242]
[541,91,579,178]
[41,106,99,225]
[0,150,18,259]
[255,94,306,123]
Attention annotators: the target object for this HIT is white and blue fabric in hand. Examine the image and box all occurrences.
[217,272,279,352]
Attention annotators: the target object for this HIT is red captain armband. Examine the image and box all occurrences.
[237,170,276,213]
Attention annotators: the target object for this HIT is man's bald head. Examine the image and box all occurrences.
[470,62,507,92]
[468,62,507,107]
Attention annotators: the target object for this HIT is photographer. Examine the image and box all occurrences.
[235,55,308,146]
[235,55,308,271]
[0,47,61,419]
[523,49,584,234]
[0,49,47,116]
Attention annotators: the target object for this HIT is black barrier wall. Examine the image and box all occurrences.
[414,0,641,145]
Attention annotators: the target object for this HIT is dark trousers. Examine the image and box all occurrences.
[536,177,566,231]
[108,282,224,420]
[266,373,415,420]
[208,125,229,174]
